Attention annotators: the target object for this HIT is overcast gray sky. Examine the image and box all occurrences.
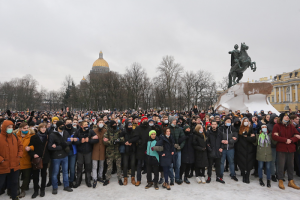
[1,0,300,91]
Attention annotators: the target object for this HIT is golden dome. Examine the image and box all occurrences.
[92,51,109,68]
[82,76,86,81]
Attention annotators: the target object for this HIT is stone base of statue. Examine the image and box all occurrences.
[214,82,280,115]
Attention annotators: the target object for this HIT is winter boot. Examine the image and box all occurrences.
[130,177,135,185]
[231,176,238,182]
[145,182,153,189]
[135,181,141,186]
[158,178,164,184]
[184,177,190,184]
[206,177,211,183]
[154,182,159,190]
[259,178,265,186]
[123,177,128,186]
[103,180,109,186]
[118,179,123,186]
[170,179,174,186]
[278,180,285,190]
[63,187,73,192]
[216,177,225,184]
[93,180,97,188]
[19,190,25,198]
[288,180,300,190]
[267,180,271,188]
[271,175,277,182]
[245,174,250,184]
[175,179,183,185]
[40,189,45,197]
[52,189,57,195]
[31,190,39,199]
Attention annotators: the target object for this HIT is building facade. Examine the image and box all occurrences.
[257,69,300,112]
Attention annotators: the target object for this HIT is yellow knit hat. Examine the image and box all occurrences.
[52,117,59,123]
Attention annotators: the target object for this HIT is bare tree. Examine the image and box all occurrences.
[218,76,229,91]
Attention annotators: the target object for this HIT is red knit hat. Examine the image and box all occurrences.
[141,116,148,123]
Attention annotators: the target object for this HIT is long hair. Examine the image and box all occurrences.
[195,124,205,140]
[239,118,250,135]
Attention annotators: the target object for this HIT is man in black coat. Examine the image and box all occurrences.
[206,120,224,184]
[131,117,151,186]
[48,121,73,194]
[73,121,99,188]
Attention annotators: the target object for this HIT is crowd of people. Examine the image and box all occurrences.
[1,107,300,200]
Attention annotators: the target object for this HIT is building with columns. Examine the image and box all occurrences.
[257,69,300,112]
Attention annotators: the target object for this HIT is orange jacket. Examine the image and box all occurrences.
[16,130,35,170]
[0,120,23,174]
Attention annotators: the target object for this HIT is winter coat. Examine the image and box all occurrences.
[255,132,273,162]
[272,123,299,153]
[132,123,152,160]
[180,131,194,164]
[199,113,206,121]
[235,127,256,171]
[146,137,160,164]
[92,127,106,161]
[16,130,35,170]
[169,124,185,151]
[192,132,208,168]
[156,135,175,167]
[119,127,138,154]
[65,127,78,153]
[267,114,278,148]
[219,124,238,150]
[0,120,23,174]
[74,128,99,154]
[103,126,124,159]
[206,128,223,158]
[28,133,50,164]
[48,130,71,159]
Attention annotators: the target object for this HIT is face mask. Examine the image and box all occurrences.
[171,124,175,127]
[127,127,132,131]
[84,127,89,131]
[226,123,231,127]
[208,112,211,114]
[157,120,160,123]
[149,123,154,126]
[164,120,168,124]
[53,124,57,128]
[216,111,218,113]
[6,128,13,134]
[92,117,95,119]
[201,111,204,113]
[99,124,104,128]
[166,135,170,138]
[66,124,72,129]
[283,119,289,123]
[293,122,297,126]
[138,120,141,122]
[244,122,249,126]
[22,130,29,134]
[262,128,267,133]
[59,126,65,130]
[199,130,203,133]
[109,117,111,120]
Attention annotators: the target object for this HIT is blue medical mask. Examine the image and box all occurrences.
[171,124,175,127]
[226,123,231,127]
[262,128,267,133]
[6,128,13,134]
[22,130,29,134]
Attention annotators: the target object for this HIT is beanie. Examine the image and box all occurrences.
[141,116,148,123]
[56,121,64,128]
[149,130,156,136]
[52,117,59,123]
[183,124,190,131]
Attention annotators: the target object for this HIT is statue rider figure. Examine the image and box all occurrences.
[229,44,242,69]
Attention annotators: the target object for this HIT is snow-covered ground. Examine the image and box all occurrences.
[1,170,299,200]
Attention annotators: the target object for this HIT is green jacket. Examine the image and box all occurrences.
[255,132,273,162]
[168,124,185,151]
[103,126,124,159]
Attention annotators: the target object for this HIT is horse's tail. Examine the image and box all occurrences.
[228,73,232,88]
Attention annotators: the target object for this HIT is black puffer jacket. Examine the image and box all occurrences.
[180,130,194,164]
[235,127,256,171]
[120,123,138,154]
[132,123,152,160]
[192,131,208,167]
[219,124,238,150]
[206,128,222,158]
[48,130,71,159]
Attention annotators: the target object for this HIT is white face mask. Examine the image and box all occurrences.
[164,120,168,124]
[99,124,104,128]
[244,122,249,126]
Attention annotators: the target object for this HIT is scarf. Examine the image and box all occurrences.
[37,131,47,143]
[258,131,270,147]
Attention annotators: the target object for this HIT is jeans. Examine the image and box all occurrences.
[258,161,271,180]
[52,156,69,189]
[277,151,294,181]
[92,160,104,181]
[169,151,181,180]
[123,153,135,178]
[271,148,277,176]
[68,151,77,182]
[0,170,19,199]
[220,148,235,177]
[33,163,48,191]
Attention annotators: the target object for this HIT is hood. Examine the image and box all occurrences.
[0,120,14,136]
[269,113,278,125]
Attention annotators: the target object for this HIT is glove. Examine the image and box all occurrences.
[176,146,181,150]
[151,147,154,151]
[174,144,179,149]
[152,146,164,152]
